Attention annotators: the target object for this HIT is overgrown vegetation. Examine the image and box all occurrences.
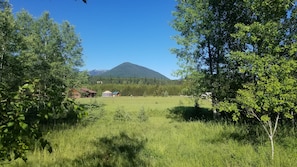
[171,0,297,160]
[2,0,297,165]
[0,1,87,161]
[2,97,297,167]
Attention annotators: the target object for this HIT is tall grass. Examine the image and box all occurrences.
[3,96,297,167]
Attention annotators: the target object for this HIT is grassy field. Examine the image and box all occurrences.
[3,96,297,167]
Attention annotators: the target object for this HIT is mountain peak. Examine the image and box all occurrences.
[92,62,169,80]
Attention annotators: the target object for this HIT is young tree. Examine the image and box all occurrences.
[171,0,252,107]
[0,3,44,161]
[59,21,86,88]
[16,11,86,89]
[218,0,297,159]
[0,3,86,161]
[0,1,23,89]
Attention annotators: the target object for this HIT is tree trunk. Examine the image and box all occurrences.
[291,110,295,133]
[269,135,274,160]
[207,39,213,76]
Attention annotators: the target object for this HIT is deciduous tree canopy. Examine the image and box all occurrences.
[0,1,87,161]
[172,0,297,160]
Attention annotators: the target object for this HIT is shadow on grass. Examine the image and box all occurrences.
[167,106,269,147]
[41,103,105,131]
[73,132,148,167]
[208,124,267,147]
[167,106,214,122]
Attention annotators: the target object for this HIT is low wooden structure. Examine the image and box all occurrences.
[69,89,81,99]
[69,88,97,98]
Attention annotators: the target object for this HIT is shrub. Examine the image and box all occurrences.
[113,107,131,121]
[137,107,149,122]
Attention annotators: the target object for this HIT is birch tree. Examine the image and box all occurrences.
[218,0,297,159]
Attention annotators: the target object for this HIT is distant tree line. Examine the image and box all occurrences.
[87,83,184,97]
[88,76,182,85]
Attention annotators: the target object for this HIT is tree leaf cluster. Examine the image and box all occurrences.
[172,0,297,160]
[171,0,253,103]
[0,1,87,162]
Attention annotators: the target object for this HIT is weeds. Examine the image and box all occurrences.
[113,107,132,121]
[137,107,149,122]
[74,132,149,167]
[4,97,297,167]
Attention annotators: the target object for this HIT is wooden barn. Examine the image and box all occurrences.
[80,88,97,98]
[69,89,81,99]
[69,88,97,98]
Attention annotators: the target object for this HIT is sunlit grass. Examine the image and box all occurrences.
[3,96,297,167]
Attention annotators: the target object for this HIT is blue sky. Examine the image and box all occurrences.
[9,0,180,79]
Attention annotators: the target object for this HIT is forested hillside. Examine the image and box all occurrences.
[87,75,184,96]
[95,62,169,80]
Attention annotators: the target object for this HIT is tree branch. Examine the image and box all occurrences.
[251,109,271,137]
[272,113,280,137]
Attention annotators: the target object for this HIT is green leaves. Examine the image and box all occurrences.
[260,115,270,122]
[0,80,43,161]
[19,122,28,130]
[0,2,87,161]
[172,0,254,103]
[7,122,14,127]
[217,101,240,121]
[244,0,293,22]
[173,0,297,160]
[224,0,297,160]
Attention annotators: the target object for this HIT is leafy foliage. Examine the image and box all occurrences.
[113,107,132,121]
[0,1,87,162]
[171,0,252,102]
[172,0,297,160]
[137,107,149,122]
[217,0,297,159]
[0,80,51,161]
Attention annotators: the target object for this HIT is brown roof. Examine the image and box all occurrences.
[81,88,97,94]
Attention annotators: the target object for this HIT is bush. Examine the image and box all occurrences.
[0,79,87,162]
[137,107,149,122]
[113,107,131,121]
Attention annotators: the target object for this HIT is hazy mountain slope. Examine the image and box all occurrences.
[97,62,169,79]
[89,70,108,76]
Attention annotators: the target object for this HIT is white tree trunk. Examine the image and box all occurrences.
[269,135,274,160]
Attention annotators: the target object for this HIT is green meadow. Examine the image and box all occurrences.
[4,96,297,167]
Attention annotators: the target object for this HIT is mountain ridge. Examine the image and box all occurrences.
[89,62,169,80]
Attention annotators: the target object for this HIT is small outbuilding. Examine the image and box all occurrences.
[112,91,120,97]
[69,89,81,99]
[69,88,97,98]
[81,88,97,98]
[102,90,113,97]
